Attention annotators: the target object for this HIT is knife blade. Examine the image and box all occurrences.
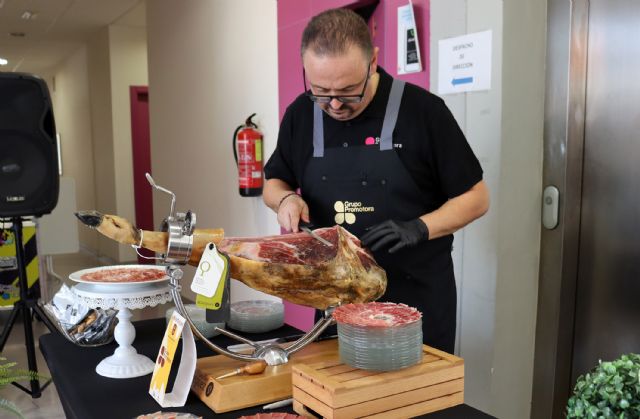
[299,222,333,247]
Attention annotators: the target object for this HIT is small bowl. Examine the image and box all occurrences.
[165,304,224,338]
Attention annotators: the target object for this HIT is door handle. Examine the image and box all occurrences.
[542,186,559,229]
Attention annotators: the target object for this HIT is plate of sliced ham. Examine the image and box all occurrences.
[332,302,422,327]
[69,265,168,285]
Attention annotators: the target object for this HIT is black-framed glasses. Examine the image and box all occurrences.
[303,66,370,104]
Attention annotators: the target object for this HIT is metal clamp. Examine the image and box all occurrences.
[145,173,194,265]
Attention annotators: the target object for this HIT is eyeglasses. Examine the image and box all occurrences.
[303,66,370,104]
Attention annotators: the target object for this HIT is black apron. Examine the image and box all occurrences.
[301,79,456,353]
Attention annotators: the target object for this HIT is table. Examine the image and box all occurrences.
[40,318,495,419]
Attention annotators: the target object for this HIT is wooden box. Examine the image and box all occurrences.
[292,345,464,419]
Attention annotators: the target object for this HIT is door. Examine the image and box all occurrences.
[570,0,640,381]
[533,0,640,416]
[130,86,154,263]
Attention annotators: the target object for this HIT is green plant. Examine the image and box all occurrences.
[567,353,640,418]
[0,357,46,418]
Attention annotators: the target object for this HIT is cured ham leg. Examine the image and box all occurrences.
[74,211,224,266]
[75,211,386,309]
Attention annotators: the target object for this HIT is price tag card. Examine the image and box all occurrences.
[191,243,230,323]
[191,243,226,298]
[149,310,196,407]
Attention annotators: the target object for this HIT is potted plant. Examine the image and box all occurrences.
[567,353,640,418]
[0,357,45,418]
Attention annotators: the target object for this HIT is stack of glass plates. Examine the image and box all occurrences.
[165,304,224,338]
[228,300,285,333]
[333,302,423,371]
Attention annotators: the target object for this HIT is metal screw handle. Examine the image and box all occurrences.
[146,173,176,219]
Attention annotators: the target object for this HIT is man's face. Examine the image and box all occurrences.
[303,46,377,121]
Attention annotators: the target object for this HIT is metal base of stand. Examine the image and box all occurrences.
[167,265,337,366]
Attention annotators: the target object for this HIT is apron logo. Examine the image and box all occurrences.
[363,136,402,148]
[334,201,375,225]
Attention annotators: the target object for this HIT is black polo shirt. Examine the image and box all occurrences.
[265,67,483,211]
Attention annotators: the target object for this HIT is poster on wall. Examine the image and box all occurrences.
[438,30,492,95]
[0,225,40,307]
[397,1,422,75]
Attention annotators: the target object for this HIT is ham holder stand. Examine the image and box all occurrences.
[139,174,336,412]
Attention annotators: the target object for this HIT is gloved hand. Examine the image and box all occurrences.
[360,219,429,254]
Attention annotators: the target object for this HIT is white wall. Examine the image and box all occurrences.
[49,46,98,251]
[146,0,280,301]
[431,0,502,412]
[87,28,119,261]
[109,23,149,262]
[42,6,148,265]
[431,0,545,417]
[491,0,545,417]
[72,13,149,263]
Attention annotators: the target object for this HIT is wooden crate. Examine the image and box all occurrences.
[292,345,464,419]
[191,339,339,413]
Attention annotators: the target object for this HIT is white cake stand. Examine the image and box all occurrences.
[72,281,172,379]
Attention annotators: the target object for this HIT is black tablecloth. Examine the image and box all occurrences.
[39,318,494,419]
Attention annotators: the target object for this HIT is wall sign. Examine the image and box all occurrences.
[438,30,492,94]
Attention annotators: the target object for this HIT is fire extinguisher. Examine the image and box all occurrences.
[233,113,263,197]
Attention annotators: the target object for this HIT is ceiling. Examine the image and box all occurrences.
[0,0,145,75]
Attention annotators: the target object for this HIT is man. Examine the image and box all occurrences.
[263,8,488,353]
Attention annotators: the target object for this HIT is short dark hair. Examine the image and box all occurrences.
[301,8,373,61]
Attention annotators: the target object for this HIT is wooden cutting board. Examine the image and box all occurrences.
[191,339,339,413]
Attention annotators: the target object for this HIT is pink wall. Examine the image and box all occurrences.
[277,0,430,332]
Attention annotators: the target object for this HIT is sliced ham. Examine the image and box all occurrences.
[332,302,421,327]
[80,267,166,283]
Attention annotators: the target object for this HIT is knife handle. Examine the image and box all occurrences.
[299,221,315,229]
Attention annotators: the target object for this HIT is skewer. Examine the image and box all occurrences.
[215,360,267,380]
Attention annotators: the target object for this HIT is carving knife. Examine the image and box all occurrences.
[299,221,333,247]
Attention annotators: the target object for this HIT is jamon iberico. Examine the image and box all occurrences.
[75,211,386,309]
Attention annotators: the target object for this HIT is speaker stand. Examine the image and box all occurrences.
[0,217,56,398]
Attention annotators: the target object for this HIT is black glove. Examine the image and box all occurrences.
[360,219,429,254]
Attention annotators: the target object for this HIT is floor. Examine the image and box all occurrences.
[0,251,168,419]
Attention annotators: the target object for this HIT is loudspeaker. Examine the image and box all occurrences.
[0,72,59,217]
